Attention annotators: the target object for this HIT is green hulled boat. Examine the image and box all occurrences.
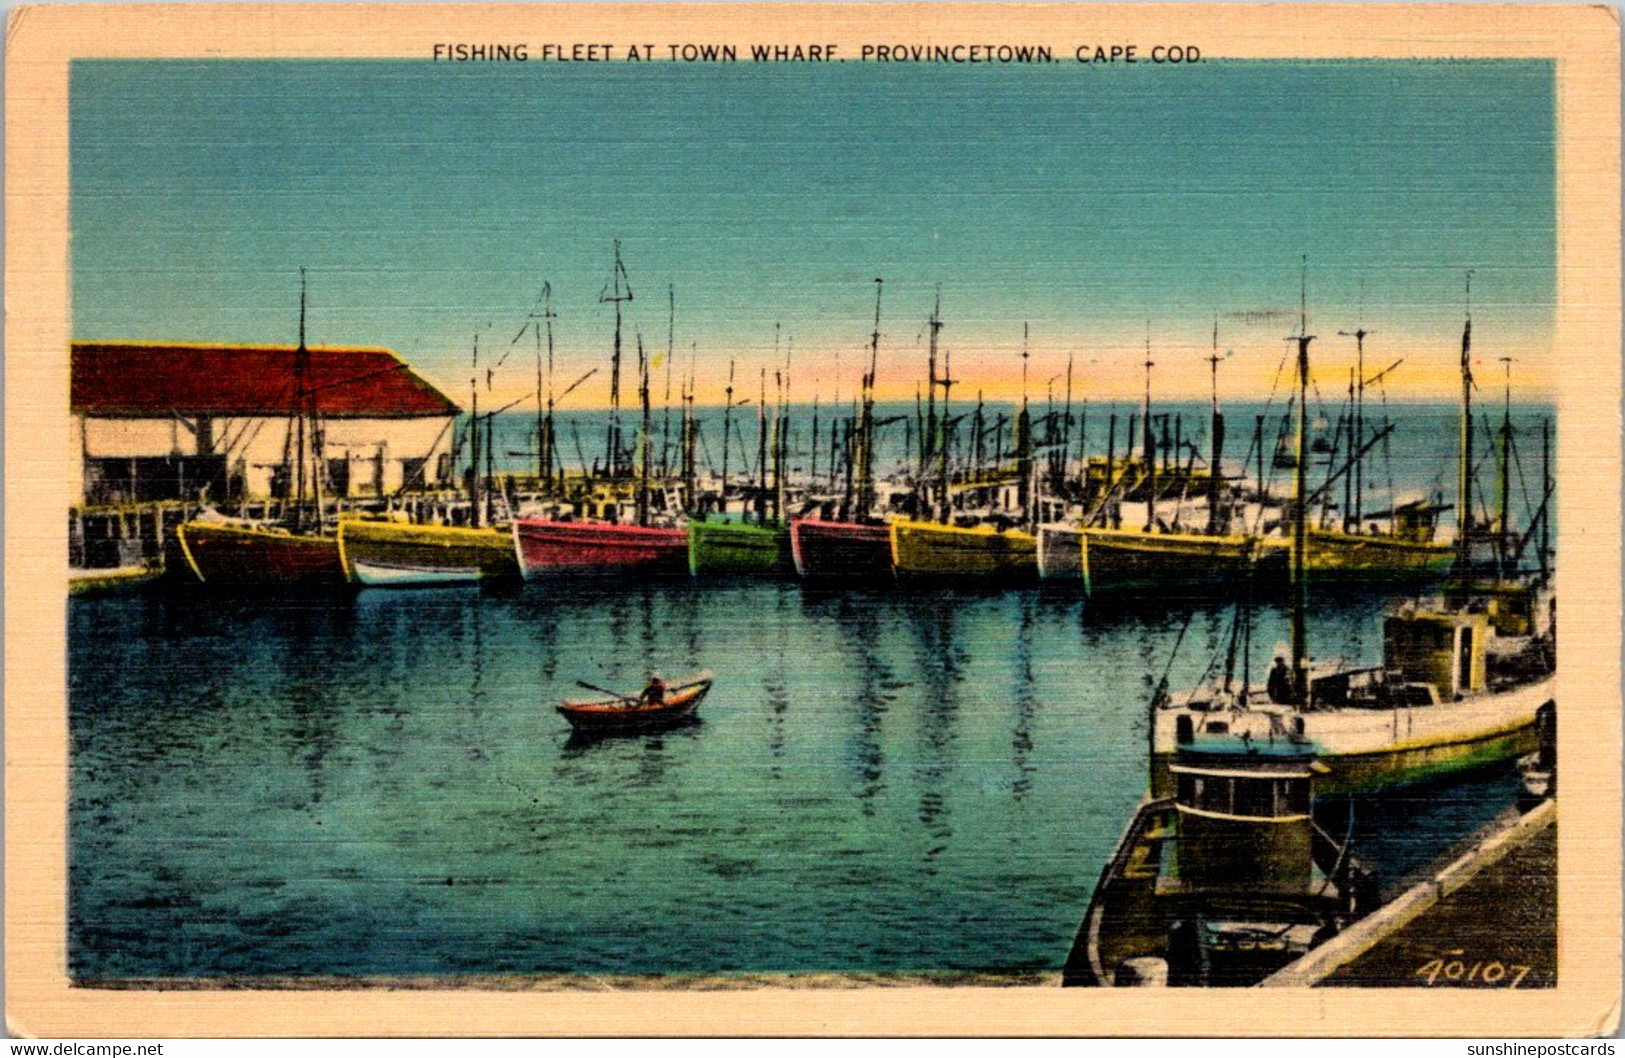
[687,519,794,578]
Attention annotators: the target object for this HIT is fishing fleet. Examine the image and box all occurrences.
[76,250,1559,985]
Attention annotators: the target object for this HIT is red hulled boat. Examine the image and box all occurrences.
[177,521,347,588]
[512,519,690,580]
[558,671,715,733]
[789,519,894,580]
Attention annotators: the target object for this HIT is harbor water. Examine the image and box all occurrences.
[70,581,1524,981]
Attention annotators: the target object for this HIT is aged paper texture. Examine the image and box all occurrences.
[6,2,1620,1038]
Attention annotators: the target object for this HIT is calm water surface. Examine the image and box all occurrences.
[68,581,1522,980]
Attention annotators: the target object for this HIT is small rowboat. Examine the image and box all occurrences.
[557,670,715,733]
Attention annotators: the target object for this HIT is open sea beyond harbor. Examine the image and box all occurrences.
[71,580,1526,981]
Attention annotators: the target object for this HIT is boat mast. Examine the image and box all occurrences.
[542,284,558,489]
[1337,311,1372,533]
[663,286,675,482]
[1457,272,1475,581]
[637,334,652,527]
[1540,417,1551,580]
[756,367,768,524]
[485,338,496,524]
[1497,356,1514,579]
[1207,316,1225,536]
[720,358,735,516]
[1290,265,1313,704]
[682,344,698,513]
[293,267,309,532]
[468,329,482,528]
[938,347,953,523]
[1062,353,1075,492]
[1142,327,1155,533]
[778,333,792,522]
[600,240,633,480]
[856,278,883,517]
[924,287,942,505]
[1017,323,1033,528]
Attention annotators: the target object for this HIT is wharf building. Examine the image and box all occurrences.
[70,341,460,566]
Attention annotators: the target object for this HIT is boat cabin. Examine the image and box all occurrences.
[1384,605,1491,701]
[1169,748,1318,898]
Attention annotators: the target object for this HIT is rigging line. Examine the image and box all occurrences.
[1155,607,1198,709]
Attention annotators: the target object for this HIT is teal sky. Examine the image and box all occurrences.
[70,59,1555,405]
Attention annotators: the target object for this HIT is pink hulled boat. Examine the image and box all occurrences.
[512,519,689,580]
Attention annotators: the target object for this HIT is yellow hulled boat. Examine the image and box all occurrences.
[1079,526,1287,598]
[336,519,519,586]
[1262,529,1454,584]
[890,519,1037,583]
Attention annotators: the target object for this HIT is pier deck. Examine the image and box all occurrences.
[1263,799,1556,989]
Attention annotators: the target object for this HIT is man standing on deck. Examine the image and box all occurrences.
[1267,656,1293,704]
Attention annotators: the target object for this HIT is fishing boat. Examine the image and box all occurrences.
[513,518,689,579]
[1062,335,1278,596]
[337,519,518,587]
[790,519,894,580]
[1149,293,1555,798]
[174,271,349,588]
[1062,736,1375,987]
[787,284,896,582]
[557,670,715,733]
[1079,526,1287,597]
[1276,527,1454,583]
[69,562,164,595]
[688,519,794,578]
[177,520,346,588]
[890,519,1037,583]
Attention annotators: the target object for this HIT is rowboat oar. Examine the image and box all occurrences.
[575,680,641,704]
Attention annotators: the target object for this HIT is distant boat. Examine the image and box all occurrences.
[558,670,714,733]
[338,519,518,587]
[513,518,689,579]
[890,519,1037,582]
[177,521,346,588]
[1267,527,1454,584]
[1079,527,1285,597]
[688,519,794,578]
[790,518,893,580]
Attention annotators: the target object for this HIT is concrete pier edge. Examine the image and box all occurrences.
[1260,797,1558,988]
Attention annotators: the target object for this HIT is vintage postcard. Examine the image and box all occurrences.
[5,2,1620,1039]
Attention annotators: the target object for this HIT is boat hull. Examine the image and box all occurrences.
[558,674,714,733]
[1265,531,1454,584]
[513,519,689,579]
[69,564,163,595]
[1153,676,1552,798]
[890,520,1038,583]
[177,521,346,588]
[338,520,519,586]
[790,519,894,580]
[1081,527,1283,597]
[688,521,794,578]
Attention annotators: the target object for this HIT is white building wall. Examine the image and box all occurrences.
[78,414,456,504]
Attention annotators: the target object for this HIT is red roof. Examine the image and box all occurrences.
[71,342,460,419]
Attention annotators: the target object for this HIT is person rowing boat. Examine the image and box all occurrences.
[561,670,714,734]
